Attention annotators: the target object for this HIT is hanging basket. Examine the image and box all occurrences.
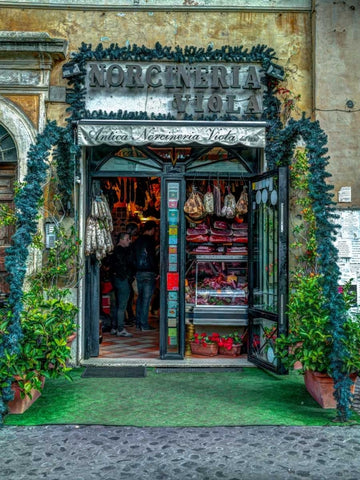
[190,342,218,356]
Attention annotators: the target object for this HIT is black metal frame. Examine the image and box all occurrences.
[247,166,289,374]
[84,140,287,367]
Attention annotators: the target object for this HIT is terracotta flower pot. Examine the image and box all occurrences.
[8,376,46,414]
[218,344,242,356]
[304,370,357,409]
[190,342,218,356]
[66,332,77,348]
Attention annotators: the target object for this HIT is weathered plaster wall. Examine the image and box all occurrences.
[314,0,360,207]
[4,95,39,129]
[0,8,312,127]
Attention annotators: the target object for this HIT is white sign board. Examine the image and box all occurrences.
[77,122,265,147]
[334,209,360,304]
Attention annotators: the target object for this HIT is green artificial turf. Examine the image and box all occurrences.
[5,367,360,426]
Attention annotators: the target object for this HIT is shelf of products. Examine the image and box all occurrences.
[184,177,249,326]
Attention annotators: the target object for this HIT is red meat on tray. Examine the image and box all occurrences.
[192,246,214,253]
[186,235,209,243]
[191,223,208,230]
[187,228,209,235]
[213,220,228,230]
[231,222,248,230]
[232,230,248,237]
[209,235,232,243]
[210,228,233,236]
[232,237,248,243]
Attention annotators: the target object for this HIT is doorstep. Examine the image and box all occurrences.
[80,356,255,368]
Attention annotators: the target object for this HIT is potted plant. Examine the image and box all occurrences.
[275,274,360,408]
[4,282,78,413]
[3,226,80,414]
[190,332,219,356]
[218,332,243,356]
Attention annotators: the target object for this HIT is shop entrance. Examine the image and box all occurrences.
[82,123,288,372]
[99,175,161,359]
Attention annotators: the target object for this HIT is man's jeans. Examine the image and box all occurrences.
[113,277,130,331]
[136,271,156,329]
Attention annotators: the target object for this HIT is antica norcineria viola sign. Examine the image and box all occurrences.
[77,123,266,148]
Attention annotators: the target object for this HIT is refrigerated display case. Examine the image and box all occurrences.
[185,255,248,325]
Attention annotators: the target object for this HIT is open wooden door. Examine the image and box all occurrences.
[0,126,17,300]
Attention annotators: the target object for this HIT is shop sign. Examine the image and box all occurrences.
[84,62,265,119]
[77,123,265,147]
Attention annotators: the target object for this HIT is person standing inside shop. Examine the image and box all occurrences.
[125,222,139,326]
[133,220,159,331]
[109,232,134,337]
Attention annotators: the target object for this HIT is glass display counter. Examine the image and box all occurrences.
[185,255,248,326]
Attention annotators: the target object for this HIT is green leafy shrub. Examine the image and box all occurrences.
[9,286,77,398]
[276,276,360,375]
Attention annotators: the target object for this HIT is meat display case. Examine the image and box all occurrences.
[185,254,248,326]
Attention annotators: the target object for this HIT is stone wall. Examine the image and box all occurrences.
[314,0,360,207]
[0,7,312,128]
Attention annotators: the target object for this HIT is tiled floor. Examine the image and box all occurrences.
[100,321,160,359]
[98,315,251,366]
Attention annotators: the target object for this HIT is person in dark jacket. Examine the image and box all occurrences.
[133,220,159,331]
[125,222,139,326]
[109,232,135,337]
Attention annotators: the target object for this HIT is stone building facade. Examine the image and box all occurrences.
[0,0,358,367]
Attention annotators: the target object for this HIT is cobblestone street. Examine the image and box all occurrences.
[1,425,360,480]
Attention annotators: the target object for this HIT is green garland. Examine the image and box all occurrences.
[267,116,352,420]
[0,42,353,422]
[54,124,80,213]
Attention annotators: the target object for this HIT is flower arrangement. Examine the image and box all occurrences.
[217,332,242,350]
[190,332,243,357]
[190,332,220,356]
[191,332,220,346]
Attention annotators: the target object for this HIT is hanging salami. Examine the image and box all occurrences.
[203,185,214,215]
[213,184,222,217]
[85,194,114,260]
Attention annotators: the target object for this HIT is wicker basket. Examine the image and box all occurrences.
[190,342,219,356]
[218,344,242,356]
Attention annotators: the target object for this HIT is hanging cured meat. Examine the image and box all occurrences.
[184,187,206,220]
[203,185,214,215]
[221,187,236,219]
[236,187,248,215]
[213,184,222,217]
[85,194,114,261]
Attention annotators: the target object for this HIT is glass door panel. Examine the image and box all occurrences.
[248,167,288,373]
[252,175,278,313]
